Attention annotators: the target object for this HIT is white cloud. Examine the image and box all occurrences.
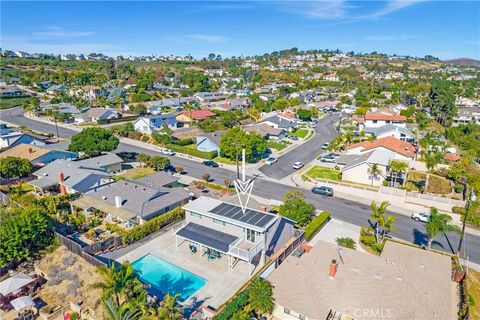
[166,34,227,44]
[2,39,120,55]
[365,34,422,41]
[33,27,95,38]
[304,0,349,19]
[355,0,426,20]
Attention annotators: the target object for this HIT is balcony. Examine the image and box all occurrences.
[228,237,264,262]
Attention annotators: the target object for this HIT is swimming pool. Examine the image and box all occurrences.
[131,254,206,302]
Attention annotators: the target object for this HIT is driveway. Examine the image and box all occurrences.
[259,114,339,179]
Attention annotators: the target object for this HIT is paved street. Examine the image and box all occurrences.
[1,107,479,265]
[259,114,339,179]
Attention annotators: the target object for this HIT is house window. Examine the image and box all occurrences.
[213,218,225,226]
[372,120,377,123]
[190,212,202,218]
[284,308,290,315]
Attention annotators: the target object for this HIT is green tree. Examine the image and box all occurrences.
[247,278,274,316]
[426,80,456,126]
[69,127,119,157]
[220,127,266,161]
[297,108,312,121]
[367,163,381,186]
[92,263,142,305]
[425,208,459,250]
[0,156,32,179]
[279,192,315,226]
[151,130,171,145]
[102,296,141,320]
[422,151,444,192]
[157,293,183,320]
[283,190,305,203]
[388,160,408,187]
[136,154,170,171]
[369,201,392,244]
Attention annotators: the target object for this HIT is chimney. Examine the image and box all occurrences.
[59,172,67,195]
[115,196,122,208]
[328,259,338,279]
[28,148,33,154]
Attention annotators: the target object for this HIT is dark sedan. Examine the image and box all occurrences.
[202,160,219,168]
[312,186,334,196]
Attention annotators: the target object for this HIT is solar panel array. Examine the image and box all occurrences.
[209,202,276,228]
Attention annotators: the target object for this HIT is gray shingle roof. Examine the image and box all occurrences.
[134,172,180,189]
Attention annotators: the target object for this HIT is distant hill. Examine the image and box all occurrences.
[443,58,480,66]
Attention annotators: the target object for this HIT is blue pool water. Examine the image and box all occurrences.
[131,254,206,302]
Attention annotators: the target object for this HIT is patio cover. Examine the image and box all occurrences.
[0,273,34,296]
[29,178,57,189]
[10,296,35,311]
[176,222,238,253]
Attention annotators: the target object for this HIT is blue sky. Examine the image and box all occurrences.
[1,1,479,59]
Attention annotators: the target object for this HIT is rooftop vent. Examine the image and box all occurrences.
[373,272,382,280]
[395,276,403,283]
[102,196,107,200]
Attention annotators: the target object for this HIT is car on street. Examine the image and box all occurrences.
[288,135,298,141]
[162,149,175,156]
[202,160,219,168]
[312,186,334,196]
[116,151,138,162]
[293,161,304,169]
[411,212,430,222]
[322,142,329,150]
[320,155,336,163]
[266,157,278,165]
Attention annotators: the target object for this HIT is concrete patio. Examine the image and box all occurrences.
[116,227,252,308]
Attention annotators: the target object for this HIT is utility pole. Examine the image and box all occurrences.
[457,185,476,254]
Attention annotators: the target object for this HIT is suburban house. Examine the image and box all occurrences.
[452,107,480,126]
[358,111,407,129]
[29,154,122,195]
[133,113,178,133]
[0,86,24,98]
[195,131,224,156]
[35,81,56,90]
[107,88,126,102]
[363,124,415,142]
[40,103,81,116]
[267,240,454,320]
[70,176,190,224]
[0,144,77,166]
[82,85,108,100]
[260,115,295,132]
[346,136,416,160]
[323,73,339,81]
[174,196,298,275]
[194,92,227,103]
[337,149,399,186]
[177,109,217,123]
[244,123,286,140]
[46,84,67,94]
[74,108,122,123]
[0,125,47,148]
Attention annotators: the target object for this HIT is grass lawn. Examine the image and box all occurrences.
[306,166,341,181]
[467,269,480,320]
[0,97,31,110]
[406,171,451,195]
[266,141,287,151]
[291,128,309,139]
[216,157,236,165]
[114,167,155,180]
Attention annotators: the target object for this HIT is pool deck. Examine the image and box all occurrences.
[115,224,252,309]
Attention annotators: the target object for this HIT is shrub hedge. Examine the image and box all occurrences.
[121,207,185,245]
[212,287,250,320]
[166,143,217,159]
[304,211,331,241]
[173,138,194,146]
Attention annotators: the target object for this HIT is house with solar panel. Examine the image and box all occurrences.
[174,196,297,275]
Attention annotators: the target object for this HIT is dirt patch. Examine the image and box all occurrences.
[36,246,104,318]
[467,268,480,320]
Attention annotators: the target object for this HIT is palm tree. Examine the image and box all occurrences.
[92,262,139,305]
[422,151,443,193]
[388,160,408,187]
[102,296,141,320]
[367,163,382,186]
[378,215,397,242]
[157,293,183,320]
[425,208,459,250]
[369,201,390,244]
[247,278,274,316]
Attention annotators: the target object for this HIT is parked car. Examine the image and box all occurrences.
[411,212,430,222]
[116,151,138,162]
[288,135,299,141]
[312,186,334,196]
[293,161,304,169]
[322,142,329,150]
[203,160,219,168]
[162,149,175,156]
[266,157,278,165]
[320,155,336,163]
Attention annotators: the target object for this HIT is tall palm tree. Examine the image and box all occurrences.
[247,278,275,316]
[367,163,382,186]
[425,208,459,250]
[369,200,390,244]
[422,151,444,193]
[102,296,141,320]
[388,160,408,187]
[378,215,397,242]
[157,293,183,320]
[92,262,139,305]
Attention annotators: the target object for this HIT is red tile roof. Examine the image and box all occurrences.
[181,109,216,120]
[445,153,461,162]
[364,112,406,121]
[347,136,416,158]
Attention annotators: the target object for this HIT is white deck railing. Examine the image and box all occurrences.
[228,237,264,262]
